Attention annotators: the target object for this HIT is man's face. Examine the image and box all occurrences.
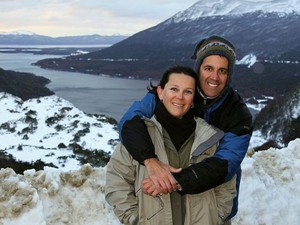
[199,55,229,98]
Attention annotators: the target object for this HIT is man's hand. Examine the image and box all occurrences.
[142,158,182,196]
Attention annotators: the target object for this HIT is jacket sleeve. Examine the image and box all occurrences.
[118,92,157,141]
[173,157,228,194]
[214,132,251,181]
[173,132,251,194]
[105,143,139,225]
[214,175,237,223]
[121,116,156,164]
[209,89,253,181]
[118,92,157,164]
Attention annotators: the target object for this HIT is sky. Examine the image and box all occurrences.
[0,0,199,37]
[1,92,300,224]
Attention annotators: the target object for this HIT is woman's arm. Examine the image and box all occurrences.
[105,143,139,224]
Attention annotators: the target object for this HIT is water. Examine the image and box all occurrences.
[0,52,153,121]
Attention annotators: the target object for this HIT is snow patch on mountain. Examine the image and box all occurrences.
[171,0,300,22]
[237,54,257,67]
[0,30,36,36]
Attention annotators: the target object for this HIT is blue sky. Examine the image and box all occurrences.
[0,0,198,37]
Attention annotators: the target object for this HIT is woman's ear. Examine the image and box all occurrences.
[157,86,163,101]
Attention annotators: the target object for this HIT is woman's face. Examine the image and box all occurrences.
[199,55,229,98]
[157,73,195,118]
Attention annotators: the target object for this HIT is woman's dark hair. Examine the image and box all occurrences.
[159,65,199,89]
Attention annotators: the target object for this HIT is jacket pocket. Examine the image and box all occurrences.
[184,190,219,225]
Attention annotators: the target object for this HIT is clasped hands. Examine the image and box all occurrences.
[142,158,182,197]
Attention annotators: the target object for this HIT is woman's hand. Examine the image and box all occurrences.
[142,158,182,196]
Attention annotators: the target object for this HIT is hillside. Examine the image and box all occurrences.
[0,92,118,173]
[0,67,54,100]
[253,84,300,147]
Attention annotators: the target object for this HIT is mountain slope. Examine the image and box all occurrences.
[253,84,300,147]
[0,93,118,172]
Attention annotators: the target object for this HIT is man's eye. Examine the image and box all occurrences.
[219,69,228,75]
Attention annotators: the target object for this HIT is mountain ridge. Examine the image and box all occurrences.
[172,0,300,20]
[0,32,128,45]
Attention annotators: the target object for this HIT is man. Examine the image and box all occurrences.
[118,36,253,221]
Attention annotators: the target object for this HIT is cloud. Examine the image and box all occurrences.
[0,0,198,36]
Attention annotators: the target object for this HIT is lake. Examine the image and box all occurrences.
[0,52,153,121]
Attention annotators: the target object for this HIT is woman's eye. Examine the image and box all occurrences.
[185,90,193,95]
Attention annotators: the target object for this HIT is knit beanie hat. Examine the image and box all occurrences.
[192,36,236,83]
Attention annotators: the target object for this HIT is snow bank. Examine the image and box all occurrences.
[1,139,300,225]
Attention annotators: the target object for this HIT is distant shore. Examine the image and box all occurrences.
[0,45,104,55]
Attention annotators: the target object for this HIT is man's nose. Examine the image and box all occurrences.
[210,70,219,79]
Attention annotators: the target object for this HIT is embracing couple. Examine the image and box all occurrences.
[105,36,253,225]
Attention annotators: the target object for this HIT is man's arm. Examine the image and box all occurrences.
[214,132,251,181]
[173,132,251,194]
[118,92,156,142]
[171,91,253,194]
[118,91,179,194]
[121,116,156,163]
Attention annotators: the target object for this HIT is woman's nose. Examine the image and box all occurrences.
[176,92,184,99]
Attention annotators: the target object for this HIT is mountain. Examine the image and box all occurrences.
[34,0,300,99]
[253,84,300,147]
[0,31,128,45]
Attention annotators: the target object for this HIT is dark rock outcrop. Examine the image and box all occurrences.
[0,67,54,100]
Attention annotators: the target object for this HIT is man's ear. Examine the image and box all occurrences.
[157,86,163,101]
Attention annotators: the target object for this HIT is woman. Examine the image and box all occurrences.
[105,65,236,225]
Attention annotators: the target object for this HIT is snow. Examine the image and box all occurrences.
[171,0,300,22]
[1,139,299,225]
[0,30,36,36]
[237,54,257,67]
[0,92,119,171]
[1,92,300,224]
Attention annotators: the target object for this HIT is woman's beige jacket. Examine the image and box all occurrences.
[105,117,236,225]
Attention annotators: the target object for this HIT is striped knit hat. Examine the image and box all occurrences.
[192,36,236,83]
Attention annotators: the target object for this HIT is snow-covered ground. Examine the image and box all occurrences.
[1,139,299,225]
[1,92,299,225]
[0,93,119,171]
